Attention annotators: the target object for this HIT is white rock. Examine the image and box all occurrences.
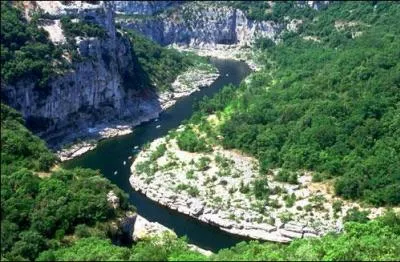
[132,215,175,241]
[279,229,303,239]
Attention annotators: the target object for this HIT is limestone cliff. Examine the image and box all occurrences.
[116,1,330,48]
[117,2,281,48]
[1,1,161,146]
[115,1,182,16]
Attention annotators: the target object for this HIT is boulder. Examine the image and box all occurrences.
[189,199,204,216]
[132,215,176,241]
[107,190,120,209]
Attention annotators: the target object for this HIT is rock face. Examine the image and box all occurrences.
[115,1,181,15]
[132,214,176,241]
[117,2,282,48]
[107,190,120,209]
[130,129,391,243]
[116,1,330,48]
[1,1,162,147]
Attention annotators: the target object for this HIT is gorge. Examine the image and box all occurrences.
[1,1,399,261]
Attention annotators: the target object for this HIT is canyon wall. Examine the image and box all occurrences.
[116,1,329,48]
[1,1,161,146]
[117,2,281,48]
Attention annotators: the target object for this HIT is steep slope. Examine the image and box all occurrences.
[1,1,160,146]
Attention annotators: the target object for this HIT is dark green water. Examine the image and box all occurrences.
[63,58,252,252]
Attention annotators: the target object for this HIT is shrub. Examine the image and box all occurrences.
[176,128,211,152]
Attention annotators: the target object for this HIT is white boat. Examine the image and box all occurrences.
[128,156,132,159]
[156,125,161,129]
[226,73,229,76]
[134,145,139,150]
[113,171,118,175]
[154,118,159,122]
[123,161,126,165]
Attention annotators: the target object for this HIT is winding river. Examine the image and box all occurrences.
[63,58,252,252]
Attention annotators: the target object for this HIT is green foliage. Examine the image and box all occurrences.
[34,212,400,261]
[252,178,269,199]
[212,211,400,261]
[124,30,210,91]
[254,37,275,50]
[224,1,317,22]
[195,2,400,206]
[1,167,132,260]
[343,207,370,223]
[275,170,298,185]
[332,200,343,215]
[176,128,211,153]
[1,104,57,174]
[1,104,132,260]
[37,237,130,261]
[150,143,167,161]
[196,156,211,171]
[1,2,66,87]
[284,193,297,208]
[60,16,107,39]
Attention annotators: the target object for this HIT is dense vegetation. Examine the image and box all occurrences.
[224,1,319,22]
[0,2,66,87]
[1,105,56,175]
[29,211,400,261]
[60,16,107,39]
[124,29,213,91]
[2,1,400,261]
[1,104,133,261]
[193,1,400,206]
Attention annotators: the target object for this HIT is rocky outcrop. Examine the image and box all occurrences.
[132,214,176,241]
[2,1,162,148]
[115,1,182,16]
[116,1,331,49]
[117,2,282,48]
[130,129,391,243]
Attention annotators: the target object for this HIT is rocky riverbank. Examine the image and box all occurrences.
[129,126,393,243]
[171,44,262,72]
[107,190,213,256]
[56,65,219,162]
[158,66,219,110]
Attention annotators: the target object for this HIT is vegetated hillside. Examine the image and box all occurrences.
[191,1,400,206]
[1,1,210,93]
[0,2,68,88]
[123,29,213,92]
[1,2,400,261]
[0,104,135,261]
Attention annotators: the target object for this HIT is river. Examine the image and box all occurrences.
[63,58,252,252]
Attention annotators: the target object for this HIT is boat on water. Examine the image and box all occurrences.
[156,125,161,129]
[113,171,118,175]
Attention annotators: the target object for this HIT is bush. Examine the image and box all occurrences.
[252,178,269,199]
[176,128,211,152]
[343,207,370,223]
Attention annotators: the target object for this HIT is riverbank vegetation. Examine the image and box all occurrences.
[2,1,399,261]
[1,104,134,261]
[191,1,400,206]
[123,29,215,92]
[34,211,400,261]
